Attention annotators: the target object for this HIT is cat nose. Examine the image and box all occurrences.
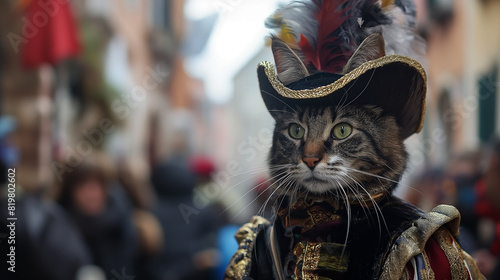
[302,156,322,170]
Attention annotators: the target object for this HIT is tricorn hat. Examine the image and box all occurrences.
[259,0,427,139]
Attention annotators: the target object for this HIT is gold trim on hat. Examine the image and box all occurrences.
[259,54,427,133]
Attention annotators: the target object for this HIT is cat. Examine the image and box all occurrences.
[265,103,421,279]
[224,33,484,280]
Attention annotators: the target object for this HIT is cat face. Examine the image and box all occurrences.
[268,105,408,197]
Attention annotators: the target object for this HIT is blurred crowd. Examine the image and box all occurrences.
[0,123,236,280]
[0,1,244,279]
[403,139,500,279]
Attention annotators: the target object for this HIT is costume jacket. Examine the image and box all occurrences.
[224,199,484,280]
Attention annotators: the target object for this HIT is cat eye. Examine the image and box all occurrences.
[288,123,305,139]
[332,123,352,140]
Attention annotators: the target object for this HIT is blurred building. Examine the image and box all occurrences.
[413,0,500,165]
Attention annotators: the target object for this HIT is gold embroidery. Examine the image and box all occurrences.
[224,216,270,280]
[420,249,435,280]
[293,242,320,280]
[401,266,410,280]
[433,229,468,280]
[259,54,427,133]
[279,194,384,234]
[379,205,462,280]
[463,251,487,280]
[292,241,349,280]
[381,0,395,8]
[303,242,322,271]
[317,243,349,273]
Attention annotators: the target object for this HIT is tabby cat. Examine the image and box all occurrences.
[224,32,483,279]
[266,104,420,277]
[262,37,421,279]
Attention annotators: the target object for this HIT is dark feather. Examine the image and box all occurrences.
[298,0,353,72]
[266,0,426,73]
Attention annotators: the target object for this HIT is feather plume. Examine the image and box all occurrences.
[266,0,426,73]
[298,0,353,72]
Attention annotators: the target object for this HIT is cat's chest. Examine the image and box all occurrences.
[275,219,385,279]
[271,198,419,279]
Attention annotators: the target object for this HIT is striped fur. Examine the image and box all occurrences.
[268,104,408,200]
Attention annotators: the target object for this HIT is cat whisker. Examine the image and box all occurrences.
[259,173,295,217]
[232,172,294,221]
[221,165,271,179]
[289,183,303,217]
[337,69,376,111]
[221,170,290,216]
[267,109,296,115]
[335,181,351,260]
[334,173,388,245]
[274,177,297,218]
[339,178,373,224]
[214,171,268,203]
[216,165,293,203]
[344,167,423,195]
[382,162,396,173]
[348,176,390,238]
[260,89,298,114]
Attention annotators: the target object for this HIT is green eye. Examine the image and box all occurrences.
[289,124,305,139]
[332,123,352,140]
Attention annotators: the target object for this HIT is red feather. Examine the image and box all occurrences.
[298,0,354,73]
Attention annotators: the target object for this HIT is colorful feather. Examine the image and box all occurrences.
[298,0,353,72]
[266,0,426,73]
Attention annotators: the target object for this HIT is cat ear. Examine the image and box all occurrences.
[271,37,310,85]
[342,33,386,74]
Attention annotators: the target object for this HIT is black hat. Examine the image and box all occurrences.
[258,53,426,139]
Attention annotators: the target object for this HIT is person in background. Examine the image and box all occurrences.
[446,151,483,254]
[57,154,139,280]
[189,156,242,280]
[485,139,500,209]
[404,167,447,212]
[0,116,93,280]
[475,137,500,279]
[144,156,221,280]
[405,157,483,255]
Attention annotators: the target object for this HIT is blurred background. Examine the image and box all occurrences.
[0,0,499,279]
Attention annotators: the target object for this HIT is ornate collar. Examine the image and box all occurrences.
[277,192,386,235]
[275,192,387,279]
